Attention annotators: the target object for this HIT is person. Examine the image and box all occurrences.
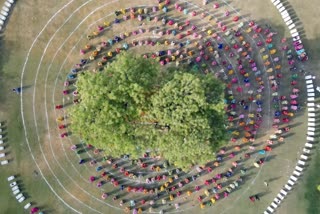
[241,168,247,175]
[55,105,63,109]
[264,180,269,187]
[12,87,22,94]
[69,145,77,152]
[249,196,255,202]
[60,132,68,138]
[58,124,65,129]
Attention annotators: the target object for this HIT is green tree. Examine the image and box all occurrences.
[70,53,226,170]
[150,72,226,169]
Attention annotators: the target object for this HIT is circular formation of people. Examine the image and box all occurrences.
[20,0,309,213]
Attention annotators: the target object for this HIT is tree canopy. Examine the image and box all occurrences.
[70,53,227,170]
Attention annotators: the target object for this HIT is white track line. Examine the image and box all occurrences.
[54,1,274,213]
[48,8,169,179]
[21,0,290,212]
[31,0,123,212]
[23,0,118,213]
[45,7,163,213]
[20,0,82,213]
[41,1,179,212]
[50,8,207,214]
[47,10,199,214]
[51,8,207,188]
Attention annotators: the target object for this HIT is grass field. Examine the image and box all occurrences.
[0,0,319,213]
[304,149,320,214]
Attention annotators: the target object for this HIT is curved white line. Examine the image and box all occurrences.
[20,0,82,213]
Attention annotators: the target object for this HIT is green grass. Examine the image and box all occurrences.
[304,149,320,214]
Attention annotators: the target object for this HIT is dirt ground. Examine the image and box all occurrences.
[0,0,319,214]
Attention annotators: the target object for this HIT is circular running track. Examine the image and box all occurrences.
[18,0,309,213]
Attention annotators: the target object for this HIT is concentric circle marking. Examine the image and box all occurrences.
[19,0,306,213]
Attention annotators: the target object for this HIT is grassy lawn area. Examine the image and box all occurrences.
[304,149,320,214]
[275,147,320,214]
[0,0,319,213]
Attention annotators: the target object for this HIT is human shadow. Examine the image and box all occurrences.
[267,176,282,183]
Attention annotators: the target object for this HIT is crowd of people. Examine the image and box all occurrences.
[53,0,306,213]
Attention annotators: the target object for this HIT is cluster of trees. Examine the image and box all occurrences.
[70,53,227,170]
